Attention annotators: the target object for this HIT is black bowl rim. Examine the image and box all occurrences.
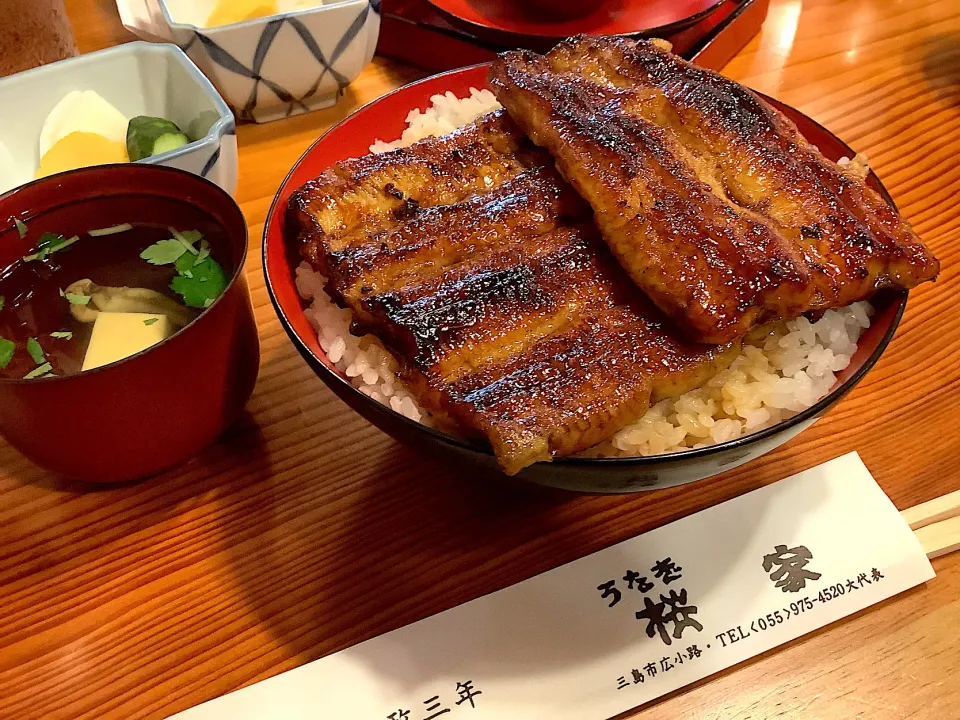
[0,163,249,385]
[262,62,908,469]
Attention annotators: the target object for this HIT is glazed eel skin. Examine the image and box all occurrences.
[288,110,737,474]
[489,35,940,343]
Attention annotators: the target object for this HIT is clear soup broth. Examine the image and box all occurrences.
[0,195,235,379]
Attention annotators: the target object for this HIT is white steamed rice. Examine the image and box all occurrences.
[297,88,873,456]
[370,88,502,153]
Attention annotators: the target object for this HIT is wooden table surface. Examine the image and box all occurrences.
[2,1,959,718]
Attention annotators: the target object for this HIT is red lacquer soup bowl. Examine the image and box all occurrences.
[264,65,908,494]
[0,165,260,483]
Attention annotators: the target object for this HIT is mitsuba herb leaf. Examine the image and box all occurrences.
[26,337,45,365]
[14,218,27,239]
[47,235,79,256]
[38,232,61,249]
[0,336,14,369]
[172,252,227,309]
[141,239,188,265]
[0,296,5,312]
[88,223,133,237]
[24,362,52,379]
[64,292,92,306]
[50,331,73,340]
[143,318,159,326]
[23,233,80,262]
[170,228,201,255]
[148,230,225,309]
[194,238,211,266]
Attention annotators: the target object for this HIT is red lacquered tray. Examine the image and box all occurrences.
[378,0,771,71]
[424,0,724,47]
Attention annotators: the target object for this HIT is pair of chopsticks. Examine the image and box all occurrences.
[901,489,960,559]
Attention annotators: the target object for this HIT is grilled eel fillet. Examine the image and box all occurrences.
[489,36,940,344]
[288,110,737,474]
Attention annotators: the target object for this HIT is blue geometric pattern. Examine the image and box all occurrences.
[200,126,234,178]
[178,2,378,122]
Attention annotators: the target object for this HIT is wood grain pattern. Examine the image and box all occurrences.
[1,1,958,718]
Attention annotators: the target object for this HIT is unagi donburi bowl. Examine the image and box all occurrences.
[262,65,908,494]
[0,165,260,483]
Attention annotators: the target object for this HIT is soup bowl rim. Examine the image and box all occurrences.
[0,163,249,385]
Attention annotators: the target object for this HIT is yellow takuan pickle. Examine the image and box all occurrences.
[206,0,279,28]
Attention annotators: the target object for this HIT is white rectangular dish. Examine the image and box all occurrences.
[157,0,380,123]
[0,41,237,196]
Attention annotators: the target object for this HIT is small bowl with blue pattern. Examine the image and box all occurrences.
[0,41,237,197]
[159,0,381,123]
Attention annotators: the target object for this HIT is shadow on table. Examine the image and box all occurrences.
[0,407,275,627]
[0,409,268,498]
[217,424,819,698]
[911,31,960,107]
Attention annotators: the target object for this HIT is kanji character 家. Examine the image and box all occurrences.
[762,544,822,593]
